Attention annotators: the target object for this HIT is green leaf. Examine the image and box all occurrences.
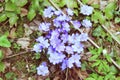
[0,77,3,80]
[105,54,111,62]
[104,2,116,20]
[0,35,11,47]
[9,15,18,25]
[98,63,103,72]
[92,26,106,38]
[65,0,78,8]
[110,65,118,74]
[0,50,3,60]
[82,0,89,4]
[0,62,6,72]
[115,17,120,23]
[0,14,7,22]
[102,61,110,72]
[5,1,17,11]
[34,53,41,59]
[5,0,8,2]
[91,10,105,24]
[31,0,40,10]
[5,72,16,79]
[97,47,103,55]
[27,9,36,21]
[11,0,15,3]
[98,76,104,80]
[92,60,101,67]
[89,55,99,61]
[15,0,28,7]
[53,0,66,7]
[116,77,120,80]
[85,78,96,80]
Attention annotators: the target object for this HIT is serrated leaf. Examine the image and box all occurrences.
[0,14,7,22]
[0,35,11,47]
[97,47,103,55]
[102,61,110,72]
[92,60,101,67]
[27,9,36,21]
[105,54,111,62]
[110,66,118,74]
[0,62,6,72]
[89,55,99,61]
[9,15,18,25]
[98,63,103,72]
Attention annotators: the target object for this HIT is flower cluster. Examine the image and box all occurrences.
[34,6,93,76]
[80,5,94,16]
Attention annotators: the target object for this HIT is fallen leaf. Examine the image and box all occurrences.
[20,8,28,17]
[100,1,108,10]
[1,48,12,57]
[24,24,33,36]
[9,28,16,39]
[17,37,30,49]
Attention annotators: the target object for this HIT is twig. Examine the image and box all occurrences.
[111,58,120,69]
[65,68,69,80]
[3,49,33,59]
[76,0,83,6]
[48,0,120,70]
[102,24,120,45]
[73,68,84,80]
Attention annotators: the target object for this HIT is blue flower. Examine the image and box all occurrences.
[79,33,88,41]
[33,43,43,53]
[61,59,68,70]
[36,62,49,76]
[43,6,55,18]
[55,43,65,52]
[36,36,45,42]
[65,46,74,54]
[55,14,70,22]
[60,33,68,43]
[62,21,70,31]
[72,42,84,53]
[39,22,51,31]
[54,10,62,16]
[68,54,81,68]
[71,20,81,29]
[49,52,65,65]
[66,8,74,16]
[36,36,50,48]
[82,19,92,28]
[80,5,94,16]
[53,19,61,28]
[68,34,75,44]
